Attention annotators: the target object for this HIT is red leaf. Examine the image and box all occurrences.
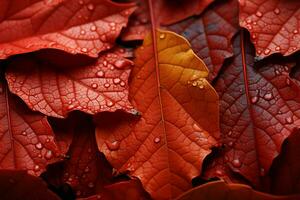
[176,181,300,200]
[204,32,300,186]
[262,130,300,195]
[0,170,60,200]
[239,0,300,58]
[167,0,239,81]
[0,0,135,59]
[96,30,219,199]
[44,114,113,198]
[78,180,150,200]
[121,0,215,41]
[5,48,134,118]
[0,81,63,176]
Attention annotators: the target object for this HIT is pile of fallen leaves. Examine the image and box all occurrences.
[1,0,300,199]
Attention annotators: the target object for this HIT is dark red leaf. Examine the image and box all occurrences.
[176,181,300,200]
[44,114,113,198]
[78,180,150,200]
[167,0,239,81]
[203,32,300,186]
[239,0,300,58]
[0,0,135,59]
[5,48,134,118]
[0,170,60,200]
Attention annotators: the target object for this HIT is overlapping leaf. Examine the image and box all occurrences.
[239,0,300,58]
[5,48,134,118]
[121,0,215,41]
[176,181,300,200]
[204,33,300,186]
[96,30,219,199]
[0,80,64,176]
[0,0,135,59]
[0,170,60,200]
[43,114,113,198]
[167,0,239,81]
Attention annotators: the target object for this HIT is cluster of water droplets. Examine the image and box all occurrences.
[188,74,206,89]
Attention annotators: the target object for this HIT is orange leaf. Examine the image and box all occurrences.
[95,30,219,199]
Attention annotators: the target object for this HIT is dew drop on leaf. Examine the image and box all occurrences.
[87,3,94,11]
[159,33,166,39]
[251,96,258,104]
[90,25,97,31]
[34,165,40,172]
[96,71,104,77]
[35,143,43,150]
[255,11,263,17]
[113,78,121,84]
[91,83,98,89]
[285,117,293,124]
[104,83,110,88]
[264,92,273,100]
[232,159,242,168]
[44,150,53,160]
[81,48,88,53]
[154,137,161,143]
[106,140,120,151]
[274,8,280,15]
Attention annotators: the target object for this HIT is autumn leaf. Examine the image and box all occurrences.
[0,80,64,176]
[262,130,300,195]
[176,181,300,200]
[167,0,239,81]
[0,0,135,59]
[5,48,134,118]
[203,32,300,186]
[0,170,60,200]
[121,0,215,41]
[78,180,151,200]
[239,0,300,58]
[95,30,219,199]
[43,114,113,198]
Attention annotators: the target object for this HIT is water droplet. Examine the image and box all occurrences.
[120,81,126,87]
[91,83,98,89]
[106,140,120,151]
[96,71,104,77]
[103,60,108,67]
[232,159,242,168]
[114,59,133,69]
[215,170,223,176]
[193,123,202,132]
[159,33,166,39]
[246,18,252,24]
[293,29,298,34]
[90,25,97,31]
[274,8,280,15]
[22,131,27,136]
[46,138,50,143]
[264,92,273,100]
[251,96,258,104]
[154,137,161,143]
[35,143,43,150]
[260,168,265,176]
[80,30,86,35]
[286,78,291,86]
[256,11,263,17]
[264,48,271,55]
[87,3,94,11]
[113,78,121,84]
[285,117,293,124]
[38,154,42,158]
[34,165,40,171]
[78,0,84,5]
[100,35,107,41]
[44,150,53,160]
[84,167,90,173]
[68,104,75,110]
[81,47,88,53]
[106,101,114,107]
[104,83,110,88]
[275,46,281,51]
[228,131,232,136]
[252,34,257,39]
[228,141,234,147]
